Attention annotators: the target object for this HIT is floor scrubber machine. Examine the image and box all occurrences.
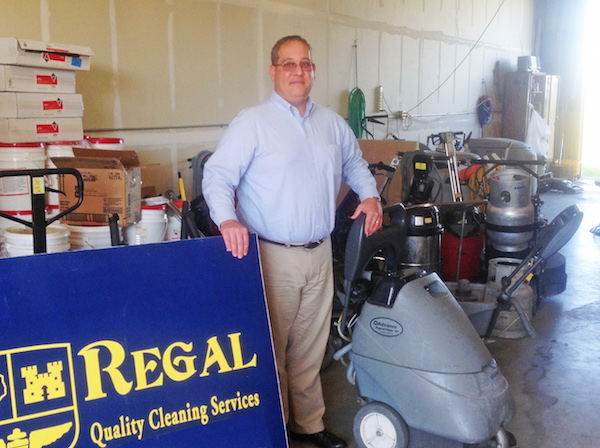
[334,205,516,448]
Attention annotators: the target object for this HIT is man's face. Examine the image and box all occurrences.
[269,40,315,109]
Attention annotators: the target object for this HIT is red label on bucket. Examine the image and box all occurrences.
[42,52,67,63]
[36,74,58,85]
[45,46,70,53]
[36,122,59,134]
[43,99,63,110]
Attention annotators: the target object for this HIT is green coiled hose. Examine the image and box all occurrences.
[348,87,366,139]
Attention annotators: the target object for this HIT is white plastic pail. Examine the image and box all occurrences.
[0,212,31,256]
[166,215,181,241]
[3,224,70,257]
[67,224,114,250]
[165,199,184,242]
[86,137,124,151]
[0,142,46,214]
[124,203,167,245]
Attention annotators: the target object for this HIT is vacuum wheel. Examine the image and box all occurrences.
[464,428,517,448]
[494,428,517,447]
[353,402,409,448]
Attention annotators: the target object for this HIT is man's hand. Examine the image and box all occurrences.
[219,219,249,259]
[351,197,383,236]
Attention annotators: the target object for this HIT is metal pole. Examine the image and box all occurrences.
[455,208,467,282]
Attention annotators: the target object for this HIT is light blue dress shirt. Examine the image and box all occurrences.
[202,92,379,244]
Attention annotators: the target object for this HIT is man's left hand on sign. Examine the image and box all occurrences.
[351,197,383,236]
[220,219,249,259]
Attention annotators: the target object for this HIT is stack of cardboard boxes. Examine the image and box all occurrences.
[0,39,141,241]
[0,38,92,142]
[0,38,93,250]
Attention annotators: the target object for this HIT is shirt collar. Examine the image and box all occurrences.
[270,91,315,119]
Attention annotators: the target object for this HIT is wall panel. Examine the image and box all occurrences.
[0,0,540,198]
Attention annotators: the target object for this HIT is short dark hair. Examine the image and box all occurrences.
[270,35,312,65]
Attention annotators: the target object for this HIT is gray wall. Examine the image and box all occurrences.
[0,0,540,197]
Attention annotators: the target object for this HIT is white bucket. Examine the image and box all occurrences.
[0,212,31,256]
[0,142,46,214]
[3,224,70,257]
[124,203,167,245]
[165,199,184,242]
[143,196,169,206]
[166,215,182,241]
[86,137,124,151]
[0,212,31,236]
[67,224,115,250]
[46,140,81,216]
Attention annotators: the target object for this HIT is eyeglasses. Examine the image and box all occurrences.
[274,61,314,72]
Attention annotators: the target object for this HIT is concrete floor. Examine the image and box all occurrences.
[292,178,600,448]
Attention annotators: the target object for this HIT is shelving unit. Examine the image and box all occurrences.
[502,71,560,162]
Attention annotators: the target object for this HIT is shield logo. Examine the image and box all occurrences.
[0,343,79,448]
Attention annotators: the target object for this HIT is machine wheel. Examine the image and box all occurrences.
[500,429,517,447]
[492,428,516,447]
[464,428,516,448]
[353,402,409,448]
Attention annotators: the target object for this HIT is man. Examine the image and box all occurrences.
[202,35,382,448]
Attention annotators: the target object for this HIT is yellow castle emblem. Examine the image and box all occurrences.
[20,362,66,404]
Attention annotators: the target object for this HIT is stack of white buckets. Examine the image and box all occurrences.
[0,141,47,256]
[0,137,183,257]
[0,140,73,257]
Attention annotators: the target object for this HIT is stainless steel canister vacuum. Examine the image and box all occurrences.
[485,169,536,254]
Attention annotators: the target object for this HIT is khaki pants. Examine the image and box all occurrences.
[259,237,333,434]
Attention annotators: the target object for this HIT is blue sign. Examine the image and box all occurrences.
[0,237,287,448]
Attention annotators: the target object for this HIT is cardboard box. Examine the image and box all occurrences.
[0,64,77,93]
[0,38,93,71]
[0,117,83,143]
[337,139,419,206]
[550,160,581,181]
[52,148,142,226]
[0,92,83,118]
